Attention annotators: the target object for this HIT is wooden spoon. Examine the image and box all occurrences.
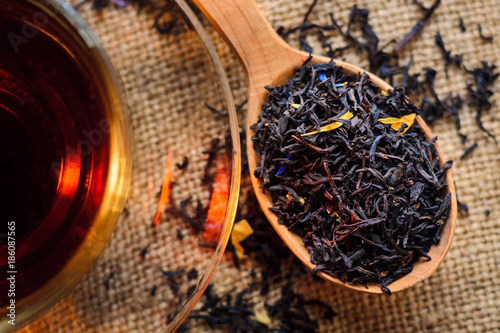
[193,0,457,293]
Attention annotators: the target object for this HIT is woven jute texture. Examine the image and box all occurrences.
[19,0,499,332]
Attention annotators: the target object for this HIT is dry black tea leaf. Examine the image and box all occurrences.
[460,142,478,160]
[393,0,441,52]
[477,24,494,42]
[458,18,466,32]
[466,62,499,143]
[251,60,452,294]
[434,31,463,78]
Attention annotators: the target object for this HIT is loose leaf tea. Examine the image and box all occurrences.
[176,156,189,170]
[276,2,498,154]
[466,62,499,143]
[251,59,452,294]
[187,131,336,332]
[393,0,441,52]
[460,142,478,160]
[477,24,493,42]
[420,68,463,130]
[434,31,463,78]
[458,18,466,32]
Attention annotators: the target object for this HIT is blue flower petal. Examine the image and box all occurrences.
[275,164,287,176]
[275,154,293,176]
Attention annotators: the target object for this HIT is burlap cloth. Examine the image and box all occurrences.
[18,0,499,332]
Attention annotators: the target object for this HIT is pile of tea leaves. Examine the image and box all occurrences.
[184,132,336,332]
[251,59,452,294]
[277,1,498,167]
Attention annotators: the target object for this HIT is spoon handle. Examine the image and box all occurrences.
[192,0,297,84]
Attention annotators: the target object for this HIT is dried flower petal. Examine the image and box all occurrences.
[203,157,230,244]
[152,150,173,227]
[379,113,416,134]
[255,311,272,325]
[231,219,254,259]
[318,73,328,81]
[302,111,354,136]
[286,194,305,204]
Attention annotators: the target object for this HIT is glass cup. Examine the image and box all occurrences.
[1,0,240,331]
[0,0,132,330]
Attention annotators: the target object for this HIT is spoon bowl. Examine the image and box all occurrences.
[194,0,457,293]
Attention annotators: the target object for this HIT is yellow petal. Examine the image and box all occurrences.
[399,113,416,133]
[255,311,272,325]
[379,113,416,134]
[378,117,403,124]
[333,212,342,223]
[389,121,403,131]
[231,219,254,259]
[301,111,354,137]
[340,111,354,120]
[301,130,321,137]
[319,121,344,132]
[286,194,305,205]
[301,123,338,136]
[289,103,301,109]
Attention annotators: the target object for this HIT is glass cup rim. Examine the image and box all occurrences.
[163,0,241,330]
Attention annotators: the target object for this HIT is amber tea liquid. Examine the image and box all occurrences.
[0,0,130,318]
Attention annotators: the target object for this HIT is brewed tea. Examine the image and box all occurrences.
[0,0,127,311]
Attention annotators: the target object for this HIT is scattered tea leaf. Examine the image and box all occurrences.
[477,24,493,42]
[460,142,478,160]
[393,0,442,52]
